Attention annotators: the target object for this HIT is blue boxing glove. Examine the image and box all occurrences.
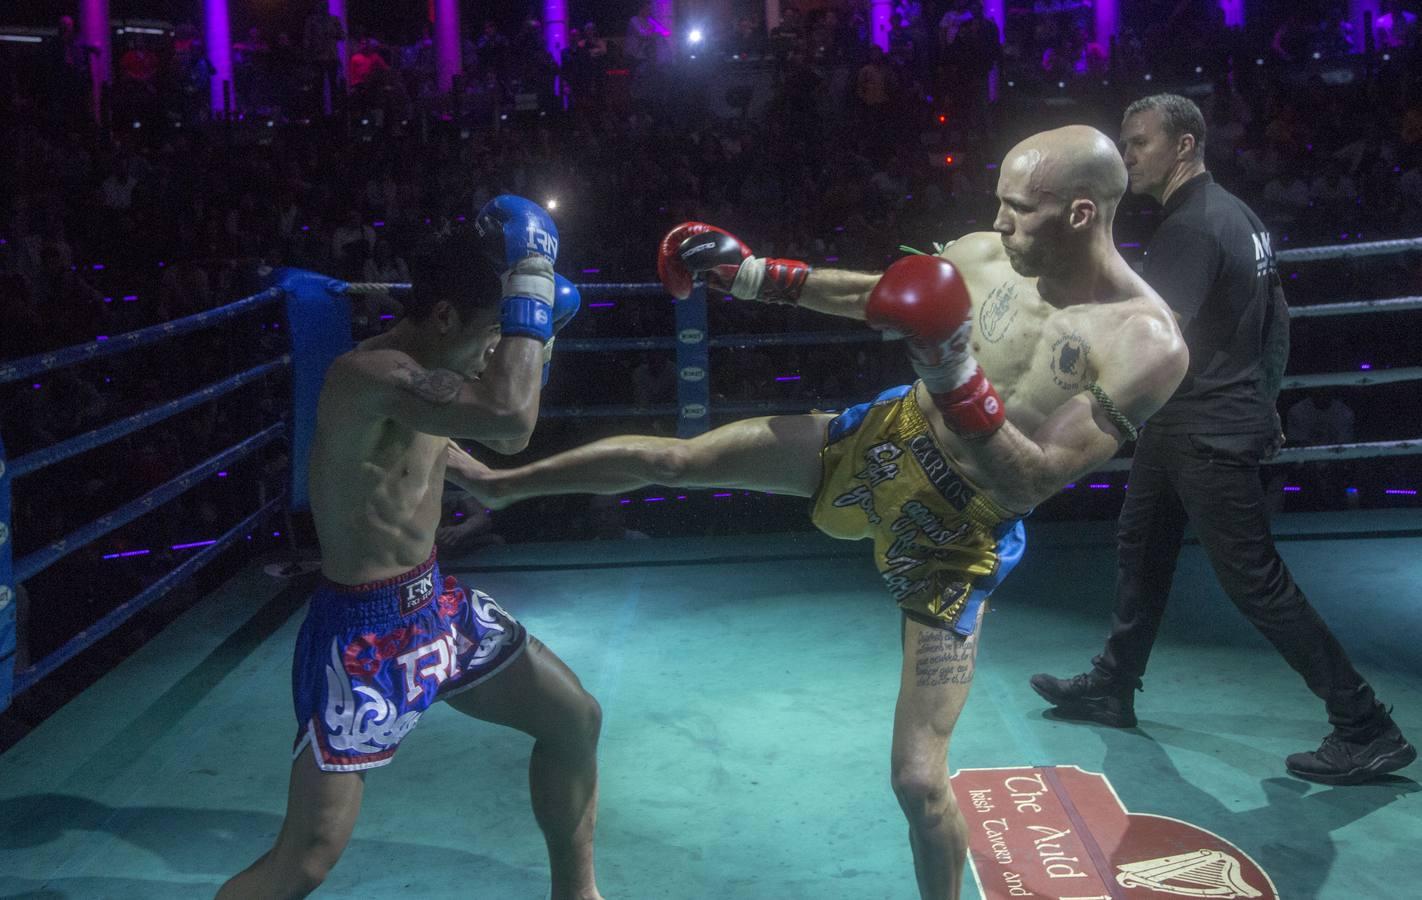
[542,274,582,386]
[474,195,560,343]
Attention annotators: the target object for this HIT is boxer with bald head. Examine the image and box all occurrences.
[452,127,1187,899]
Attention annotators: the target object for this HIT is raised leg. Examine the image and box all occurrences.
[458,414,831,508]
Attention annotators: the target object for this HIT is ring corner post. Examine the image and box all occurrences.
[0,437,15,713]
[278,269,353,512]
[675,282,711,438]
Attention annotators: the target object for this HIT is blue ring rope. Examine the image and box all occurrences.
[10,357,291,479]
[0,287,285,385]
[9,493,287,696]
[14,422,287,583]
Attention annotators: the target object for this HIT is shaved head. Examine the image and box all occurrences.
[1004,125,1128,216]
[994,126,1127,278]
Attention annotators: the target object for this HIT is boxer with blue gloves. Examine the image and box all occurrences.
[219,199,607,900]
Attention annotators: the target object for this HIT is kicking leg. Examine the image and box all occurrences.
[443,637,604,900]
[216,746,365,899]
[454,413,831,508]
[891,609,984,900]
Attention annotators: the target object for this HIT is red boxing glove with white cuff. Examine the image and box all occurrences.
[657,222,810,304]
[865,255,1005,438]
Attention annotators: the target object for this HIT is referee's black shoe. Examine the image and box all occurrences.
[1029,670,1138,728]
[1286,715,1416,785]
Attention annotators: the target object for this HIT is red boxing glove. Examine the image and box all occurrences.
[657,222,810,304]
[865,255,1005,438]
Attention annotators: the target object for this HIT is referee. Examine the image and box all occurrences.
[1030,94,1414,785]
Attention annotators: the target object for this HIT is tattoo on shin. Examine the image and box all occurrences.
[394,361,464,405]
[914,627,977,687]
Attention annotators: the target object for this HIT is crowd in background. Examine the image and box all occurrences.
[1,1,1420,727]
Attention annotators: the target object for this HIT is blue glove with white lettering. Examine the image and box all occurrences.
[542,274,582,386]
[473,195,560,343]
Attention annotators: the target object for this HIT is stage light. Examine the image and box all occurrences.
[547,198,559,210]
[688,28,704,44]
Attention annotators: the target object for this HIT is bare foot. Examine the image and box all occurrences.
[446,441,513,510]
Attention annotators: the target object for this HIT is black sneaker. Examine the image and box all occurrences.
[1029,670,1137,728]
[1286,720,1417,785]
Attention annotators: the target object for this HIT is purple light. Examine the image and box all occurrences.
[1385,489,1418,496]
[103,549,151,559]
[1117,242,1141,249]
[1346,487,1358,494]
[272,531,282,537]
[824,256,840,263]
[713,492,732,498]
[122,294,138,302]
[774,375,801,382]
[301,225,310,232]
[204,0,233,113]
[454,511,465,518]
[455,215,466,223]
[581,268,602,274]
[677,495,687,500]
[96,335,108,341]
[1283,485,1302,492]
[589,302,616,309]
[217,471,228,477]
[433,0,463,93]
[373,220,385,228]
[1064,483,1077,489]
[157,261,166,267]
[985,163,999,170]
[1360,363,1372,370]
[379,314,395,320]
[103,296,113,303]
[31,383,41,390]
[643,497,666,503]
[619,499,631,506]
[171,540,217,550]
[1088,483,1111,489]
[92,263,105,270]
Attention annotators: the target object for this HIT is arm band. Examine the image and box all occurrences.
[1086,382,1139,442]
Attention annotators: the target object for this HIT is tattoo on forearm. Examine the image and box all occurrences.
[914,627,978,687]
[979,282,1019,343]
[394,362,464,405]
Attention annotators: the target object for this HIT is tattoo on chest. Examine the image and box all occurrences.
[978,282,1020,344]
[395,362,464,405]
[1049,331,1091,391]
[913,626,978,687]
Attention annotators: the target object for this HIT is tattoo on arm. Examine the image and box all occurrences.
[913,627,978,687]
[394,361,464,405]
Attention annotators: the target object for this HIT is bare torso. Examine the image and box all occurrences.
[309,343,450,585]
[916,232,1172,507]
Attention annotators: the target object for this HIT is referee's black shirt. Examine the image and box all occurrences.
[1140,172,1281,434]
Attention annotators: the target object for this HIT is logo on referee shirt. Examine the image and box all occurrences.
[398,570,436,615]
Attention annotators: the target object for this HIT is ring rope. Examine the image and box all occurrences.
[9,357,291,479]
[9,492,287,696]
[1091,438,1422,473]
[14,422,287,583]
[1286,296,1422,318]
[1277,237,1422,263]
[1281,367,1422,390]
[0,287,285,385]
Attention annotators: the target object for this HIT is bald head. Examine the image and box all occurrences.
[1003,125,1128,219]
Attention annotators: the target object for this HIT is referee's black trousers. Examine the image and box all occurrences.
[1092,426,1381,738]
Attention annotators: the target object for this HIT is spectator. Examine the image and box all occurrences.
[302,0,346,113]
[361,237,409,284]
[626,1,673,68]
[1375,0,1418,49]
